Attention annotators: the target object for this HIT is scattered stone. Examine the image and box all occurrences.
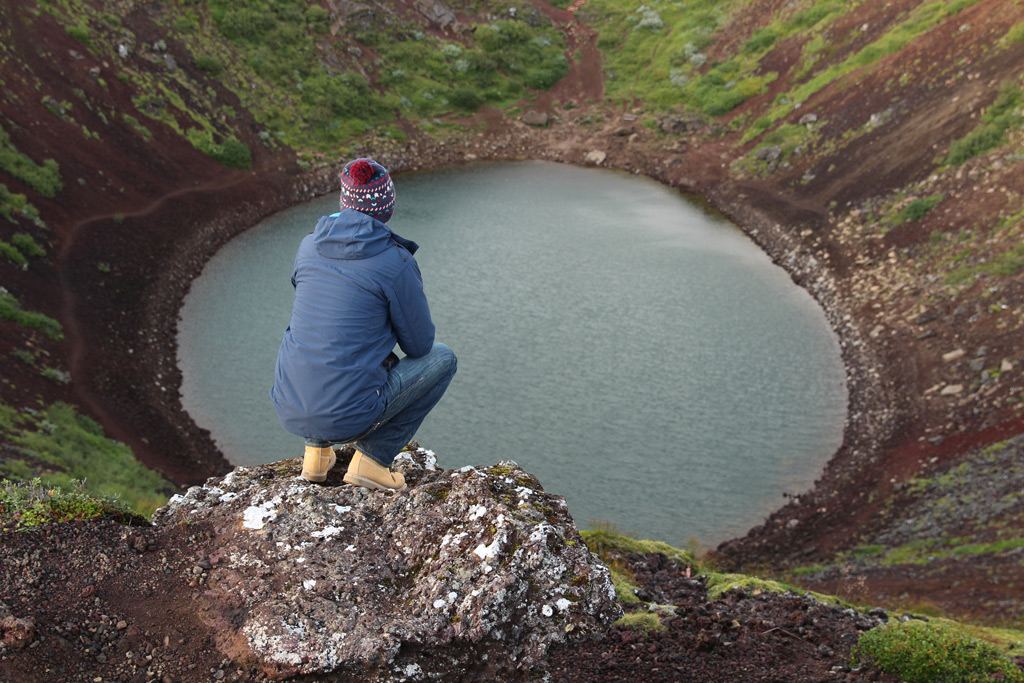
[976,346,988,357]
[1,614,36,649]
[799,113,818,126]
[584,150,607,165]
[969,358,985,372]
[523,110,549,127]
[755,145,782,162]
[942,349,965,362]
[659,115,688,134]
[152,449,621,681]
[415,0,456,28]
[614,126,634,137]
[1001,358,1014,372]
[940,384,964,396]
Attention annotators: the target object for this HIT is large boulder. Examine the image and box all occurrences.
[152,447,621,681]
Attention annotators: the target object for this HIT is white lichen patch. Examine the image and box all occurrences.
[473,533,504,561]
[303,579,316,591]
[556,598,572,612]
[311,525,344,539]
[542,605,554,617]
[243,502,278,530]
[468,504,488,521]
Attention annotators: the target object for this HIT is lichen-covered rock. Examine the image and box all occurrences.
[152,447,621,681]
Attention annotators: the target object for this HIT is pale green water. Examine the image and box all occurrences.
[177,161,846,546]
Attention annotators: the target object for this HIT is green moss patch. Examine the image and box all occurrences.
[854,619,1024,683]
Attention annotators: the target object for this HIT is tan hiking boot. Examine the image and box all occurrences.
[343,451,407,491]
[301,445,337,482]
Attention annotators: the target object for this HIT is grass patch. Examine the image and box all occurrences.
[853,619,1024,682]
[11,233,46,258]
[0,184,42,225]
[0,478,146,531]
[0,292,63,339]
[946,84,1023,165]
[0,240,27,266]
[895,195,944,225]
[1,401,172,517]
[615,611,666,633]
[0,124,62,198]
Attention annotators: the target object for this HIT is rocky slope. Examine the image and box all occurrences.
[1,0,1024,639]
[1,449,912,682]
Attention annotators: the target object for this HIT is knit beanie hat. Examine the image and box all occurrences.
[339,158,395,223]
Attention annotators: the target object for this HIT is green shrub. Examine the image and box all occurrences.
[743,28,777,53]
[703,89,747,117]
[195,55,225,77]
[0,478,145,531]
[172,15,195,33]
[11,233,45,258]
[0,125,63,198]
[1004,22,1024,45]
[853,620,1024,683]
[946,125,1005,165]
[305,5,329,30]
[66,24,91,46]
[6,402,172,517]
[524,60,569,90]
[11,349,34,365]
[896,195,944,224]
[786,3,839,30]
[449,87,483,111]
[0,292,63,339]
[211,138,253,169]
[0,184,40,224]
[0,240,27,266]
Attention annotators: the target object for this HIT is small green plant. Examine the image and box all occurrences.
[0,479,144,531]
[211,138,252,169]
[1,402,172,516]
[66,24,91,46]
[11,233,45,258]
[0,292,63,339]
[41,366,70,384]
[0,125,63,198]
[0,240,27,266]
[1003,22,1024,46]
[853,620,1024,682]
[11,348,35,365]
[895,195,944,224]
[195,55,225,77]
[946,84,1023,165]
[615,611,666,633]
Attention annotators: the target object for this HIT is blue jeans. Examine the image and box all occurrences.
[306,342,457,466]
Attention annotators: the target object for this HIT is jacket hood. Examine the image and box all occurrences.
[313,209,419,260]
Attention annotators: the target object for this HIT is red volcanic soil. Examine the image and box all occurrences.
[2,4,1024,679]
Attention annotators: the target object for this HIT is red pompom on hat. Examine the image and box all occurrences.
[339,158,395,223]
[348,159,376,184]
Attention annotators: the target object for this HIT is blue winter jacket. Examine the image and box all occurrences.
[270,209,435,440]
